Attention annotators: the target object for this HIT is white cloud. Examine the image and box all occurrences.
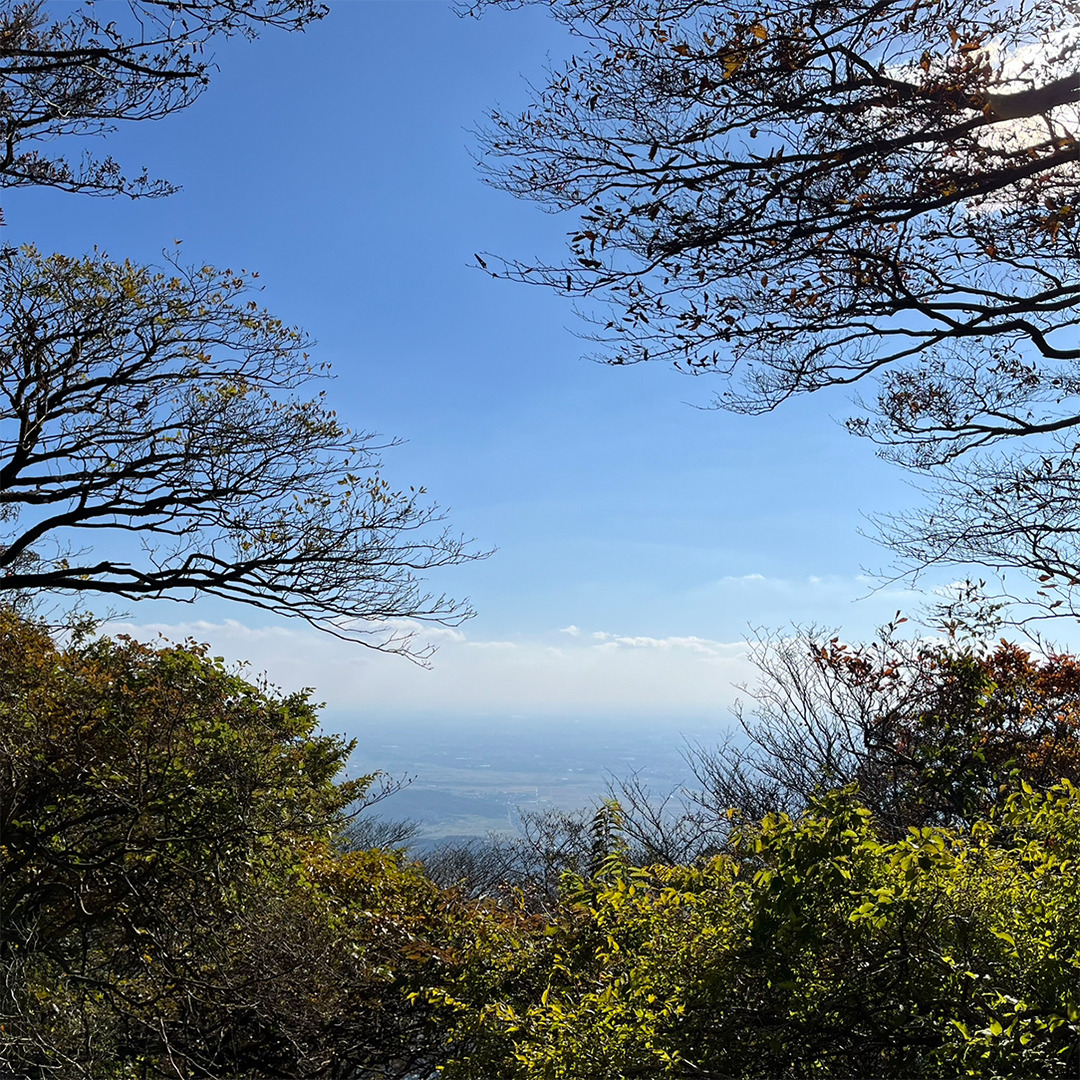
[98,571,931,725]
[592,632,742,656]
[100,616,754,721]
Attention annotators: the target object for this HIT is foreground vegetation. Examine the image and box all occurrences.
[2,610,1078,1078]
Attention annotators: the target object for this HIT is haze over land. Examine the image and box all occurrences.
[346,713,717,843]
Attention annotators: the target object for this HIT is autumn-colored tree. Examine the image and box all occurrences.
[692,622,1080,836]
[470,0,1080,616]
[856,638,1080,829]
[0,610,489,1077]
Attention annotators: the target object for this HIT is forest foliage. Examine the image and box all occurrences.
[2,612,1078,1078]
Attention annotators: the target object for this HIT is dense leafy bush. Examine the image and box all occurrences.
[0,611,469,1078]
[438,785,1080,1079]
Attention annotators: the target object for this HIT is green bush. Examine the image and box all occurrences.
[439,784,1080,1079]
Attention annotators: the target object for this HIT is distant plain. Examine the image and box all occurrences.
[344,716,719,844]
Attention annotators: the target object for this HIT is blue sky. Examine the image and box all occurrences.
[6,1,934,725]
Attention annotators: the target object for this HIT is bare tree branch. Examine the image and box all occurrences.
[471,0,1080,614]
[0,0,326,198]
[0,246,482,658]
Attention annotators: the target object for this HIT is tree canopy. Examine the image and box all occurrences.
[4,610,1079,1077]
[0,246,474,653]
[470,0,1080,613]
[0,609,488,1078]
[471,0,1080,416]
